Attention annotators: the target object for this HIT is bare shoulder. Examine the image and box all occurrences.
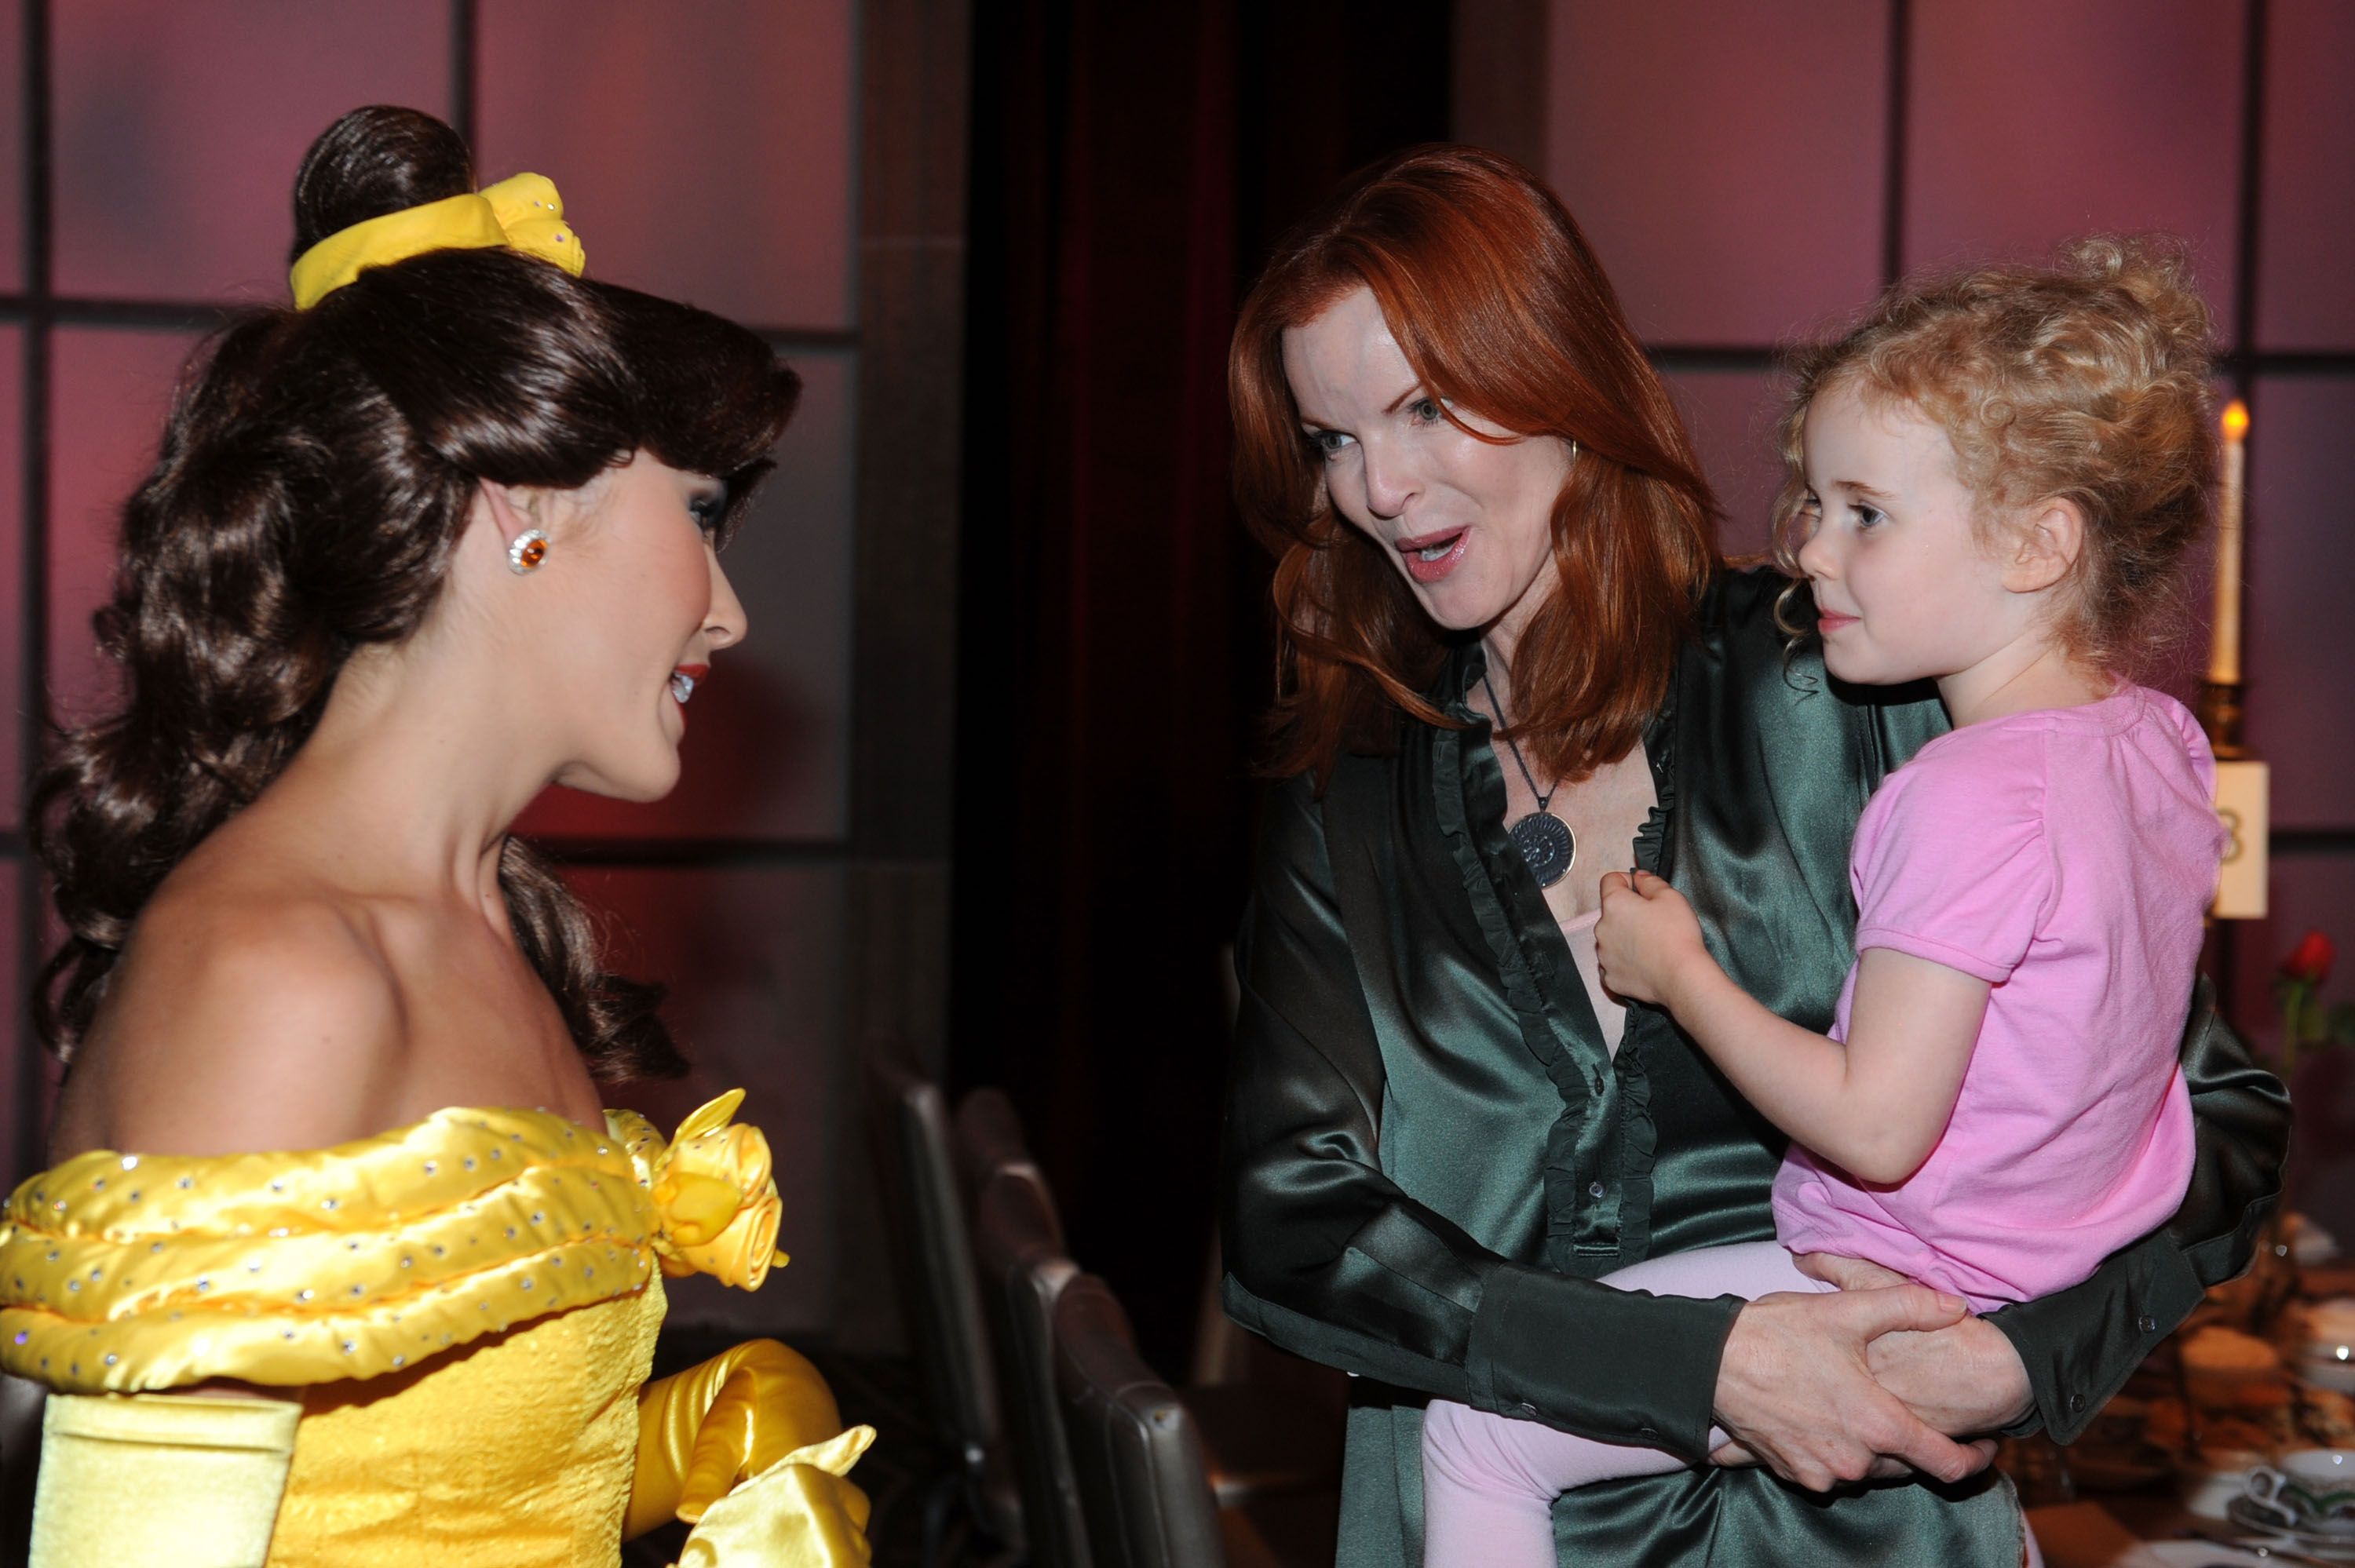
[57,884,407,1159]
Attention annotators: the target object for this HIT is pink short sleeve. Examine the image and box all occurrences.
[1850,731,2051,985]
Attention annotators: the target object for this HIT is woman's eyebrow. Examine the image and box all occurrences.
[1381,383,1426,415]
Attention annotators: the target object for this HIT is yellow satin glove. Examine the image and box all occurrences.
[30,1392,300,1568]
[677,1426,874,1567]
[626,1339,873,1539]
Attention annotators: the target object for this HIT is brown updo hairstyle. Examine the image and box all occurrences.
[1771,235,2218,674]
[1230,145,1719,787]
[29,106,801,1078]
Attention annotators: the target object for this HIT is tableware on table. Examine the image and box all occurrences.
[2152,1536,2308,1567]
[2170,1523,2349,1566]
[2300,1302,2355,1395]
[2185,1449,2276,1521]
[2302,1355,2355,1398]
[2293,1216,2343,1269]
[2244,1450,2355,1531]
[2225,1497,2355,1559]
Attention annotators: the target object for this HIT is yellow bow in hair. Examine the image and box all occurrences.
[288,171,586,308]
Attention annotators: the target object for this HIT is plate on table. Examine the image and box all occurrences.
[2145,1541,2295,1567]
[2148,1535,2289,1563]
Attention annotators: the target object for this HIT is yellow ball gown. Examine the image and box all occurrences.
[0,1091,872,1566]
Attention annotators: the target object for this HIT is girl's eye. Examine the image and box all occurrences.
[689,494,727,534]
[1854,504,1887,531]
[1409,396,1443,424]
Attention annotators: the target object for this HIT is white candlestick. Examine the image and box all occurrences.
[2211,400,2248,685]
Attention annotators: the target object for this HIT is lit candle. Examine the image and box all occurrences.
[2211,399,2249,685]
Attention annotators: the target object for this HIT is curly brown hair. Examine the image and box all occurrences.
[30,107,802,1079]
[1771,235,2218,675]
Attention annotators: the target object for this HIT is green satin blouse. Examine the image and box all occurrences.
[1219,568,2288,1566]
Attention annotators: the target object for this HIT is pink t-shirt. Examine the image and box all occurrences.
[1771,686,2221,1311]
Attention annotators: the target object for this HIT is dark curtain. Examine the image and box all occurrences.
[955,3,1454,1367]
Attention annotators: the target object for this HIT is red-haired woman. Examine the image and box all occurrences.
[1218,144,2284,1565]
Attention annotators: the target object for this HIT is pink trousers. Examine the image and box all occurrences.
[1418,1241,2042,1566]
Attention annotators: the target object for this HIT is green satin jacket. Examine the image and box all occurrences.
[1220,568,2289,1566]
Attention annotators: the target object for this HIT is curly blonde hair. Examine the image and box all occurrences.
[1770,235,2219,675]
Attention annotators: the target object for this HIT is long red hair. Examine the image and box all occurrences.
[1232,144,1718,785]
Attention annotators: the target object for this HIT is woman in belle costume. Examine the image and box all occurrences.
[0,107,871,1566]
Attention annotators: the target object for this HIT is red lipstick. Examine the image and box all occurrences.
[1396,527,1469,584]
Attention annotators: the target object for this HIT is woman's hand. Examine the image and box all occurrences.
[1594,870,1711,1007]
[1710,1285,1992,1491]
[1861,1315,2033,1442]
[1791,1253,2036,1439]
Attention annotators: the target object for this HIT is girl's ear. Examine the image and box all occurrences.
[2002,498,2085,595]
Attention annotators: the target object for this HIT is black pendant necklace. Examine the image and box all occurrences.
[1481,670,1577,888]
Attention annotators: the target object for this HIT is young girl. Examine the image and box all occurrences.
[1418,235,2225,1563]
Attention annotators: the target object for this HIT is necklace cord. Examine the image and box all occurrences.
[1480,669,1557,812]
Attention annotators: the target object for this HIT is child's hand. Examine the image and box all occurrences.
[1594,870,1709,1008]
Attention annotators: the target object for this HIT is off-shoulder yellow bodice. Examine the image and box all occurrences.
[0,1094,862,1568]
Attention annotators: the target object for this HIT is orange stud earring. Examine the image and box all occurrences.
[508,529,550,574]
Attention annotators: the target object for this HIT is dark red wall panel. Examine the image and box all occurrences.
[2244,377,2355,830]
[53,2,451,302]
[1545,0,1887,347]
[0,8,23,294]
[2257,0,2355,350]
[44,328,198,728]
[476,0,855,330]
[1661,366,1787,562]
[1905,0,2244,332]
[0,328,22,826]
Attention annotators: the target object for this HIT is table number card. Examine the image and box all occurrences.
[2214,758,2269,921]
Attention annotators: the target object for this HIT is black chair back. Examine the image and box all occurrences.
[951,1085,1033,1200]
[865,1048,1022,1552]
[1053,1273,1227,1568]
[963,1106,1093,1568]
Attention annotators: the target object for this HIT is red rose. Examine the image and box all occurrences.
[2284,929,2335,987]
